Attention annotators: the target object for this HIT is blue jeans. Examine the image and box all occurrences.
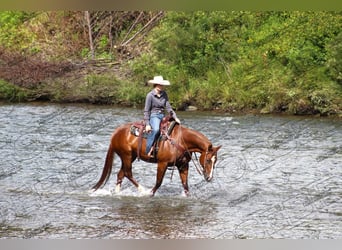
[146,113,164,154]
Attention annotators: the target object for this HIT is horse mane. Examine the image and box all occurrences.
[175,125,212,152]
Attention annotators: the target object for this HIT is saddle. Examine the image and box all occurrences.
[130,115,177,160]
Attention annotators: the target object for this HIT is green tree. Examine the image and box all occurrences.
[130,11,342,114]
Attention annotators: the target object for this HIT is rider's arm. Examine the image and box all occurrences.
[144,92,153,126]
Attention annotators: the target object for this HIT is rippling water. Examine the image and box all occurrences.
[0,103,341,238]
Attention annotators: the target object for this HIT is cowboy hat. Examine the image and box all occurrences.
[148,76,170,85]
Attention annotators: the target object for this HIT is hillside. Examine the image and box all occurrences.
[0,11,341,116]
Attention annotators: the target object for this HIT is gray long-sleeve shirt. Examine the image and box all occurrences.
[143,89,177,126]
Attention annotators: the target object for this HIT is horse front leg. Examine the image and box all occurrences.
[151,162,168,196]
[178,163,190,196]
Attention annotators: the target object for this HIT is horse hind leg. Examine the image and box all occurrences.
[115,168,125,193]
[125,171,150,195]
[115,156,144,194]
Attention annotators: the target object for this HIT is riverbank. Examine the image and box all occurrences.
[1,58,341,117]
[0,68,341,118]
[1,78,341,118]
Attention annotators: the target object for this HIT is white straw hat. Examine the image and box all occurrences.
[148,76,170,85]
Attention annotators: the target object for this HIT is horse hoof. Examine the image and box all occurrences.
[115,184,121,194]
[138,185,148,195]
[137,185,153,196]
[149,189,155,197]
[181,190,190,197]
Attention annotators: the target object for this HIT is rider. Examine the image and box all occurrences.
[144,76,181,158]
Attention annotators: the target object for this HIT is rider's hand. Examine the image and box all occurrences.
[145,125,152,132]
[175,118,181,124]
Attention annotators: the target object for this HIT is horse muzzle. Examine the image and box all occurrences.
[204,174,213,182]
[203,158,215,182]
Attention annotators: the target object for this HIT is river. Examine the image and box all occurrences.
[0,103,341,238]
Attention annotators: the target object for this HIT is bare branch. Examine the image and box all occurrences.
[84,11,95,59]
[121,11,164,47]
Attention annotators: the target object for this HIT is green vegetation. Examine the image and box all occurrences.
[0,11,36,51]
[33,74,146,105]
[130,11,342,115]
[0,11,341,116]
[0,80,28,101]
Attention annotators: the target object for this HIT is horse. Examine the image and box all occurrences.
[91,116,222,196]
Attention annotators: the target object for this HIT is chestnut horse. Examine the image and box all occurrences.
[92,119,221,196]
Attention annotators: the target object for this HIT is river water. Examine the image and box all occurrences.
[0,103,341,239]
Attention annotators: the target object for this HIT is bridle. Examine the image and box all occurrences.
[176,127,215,177]
[162,123,215,178]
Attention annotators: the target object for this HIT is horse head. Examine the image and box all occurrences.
[199,144,222,181]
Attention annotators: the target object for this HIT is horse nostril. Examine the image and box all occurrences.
[205,175,213,182]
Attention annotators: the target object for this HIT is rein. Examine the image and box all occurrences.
[163,124,204,176]
[192,152,204,176]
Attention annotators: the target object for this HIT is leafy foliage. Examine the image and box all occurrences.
[0,80,28,101]
[0,11,36,51]
[0,11,341,115]
[130,11,342,115]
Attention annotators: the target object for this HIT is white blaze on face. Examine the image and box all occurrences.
[208,155,216,180]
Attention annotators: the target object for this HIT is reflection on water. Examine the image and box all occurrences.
[0,103,341,238]
[90,196,216,239]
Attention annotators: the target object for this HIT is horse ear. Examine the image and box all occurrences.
[207,144,213,151]
[214,145,222,152]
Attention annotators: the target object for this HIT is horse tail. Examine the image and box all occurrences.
[92,142,115,191]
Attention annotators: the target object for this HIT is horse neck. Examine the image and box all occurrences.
[176,126,211,153]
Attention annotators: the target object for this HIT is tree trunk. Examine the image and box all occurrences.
[85,11,95,59]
